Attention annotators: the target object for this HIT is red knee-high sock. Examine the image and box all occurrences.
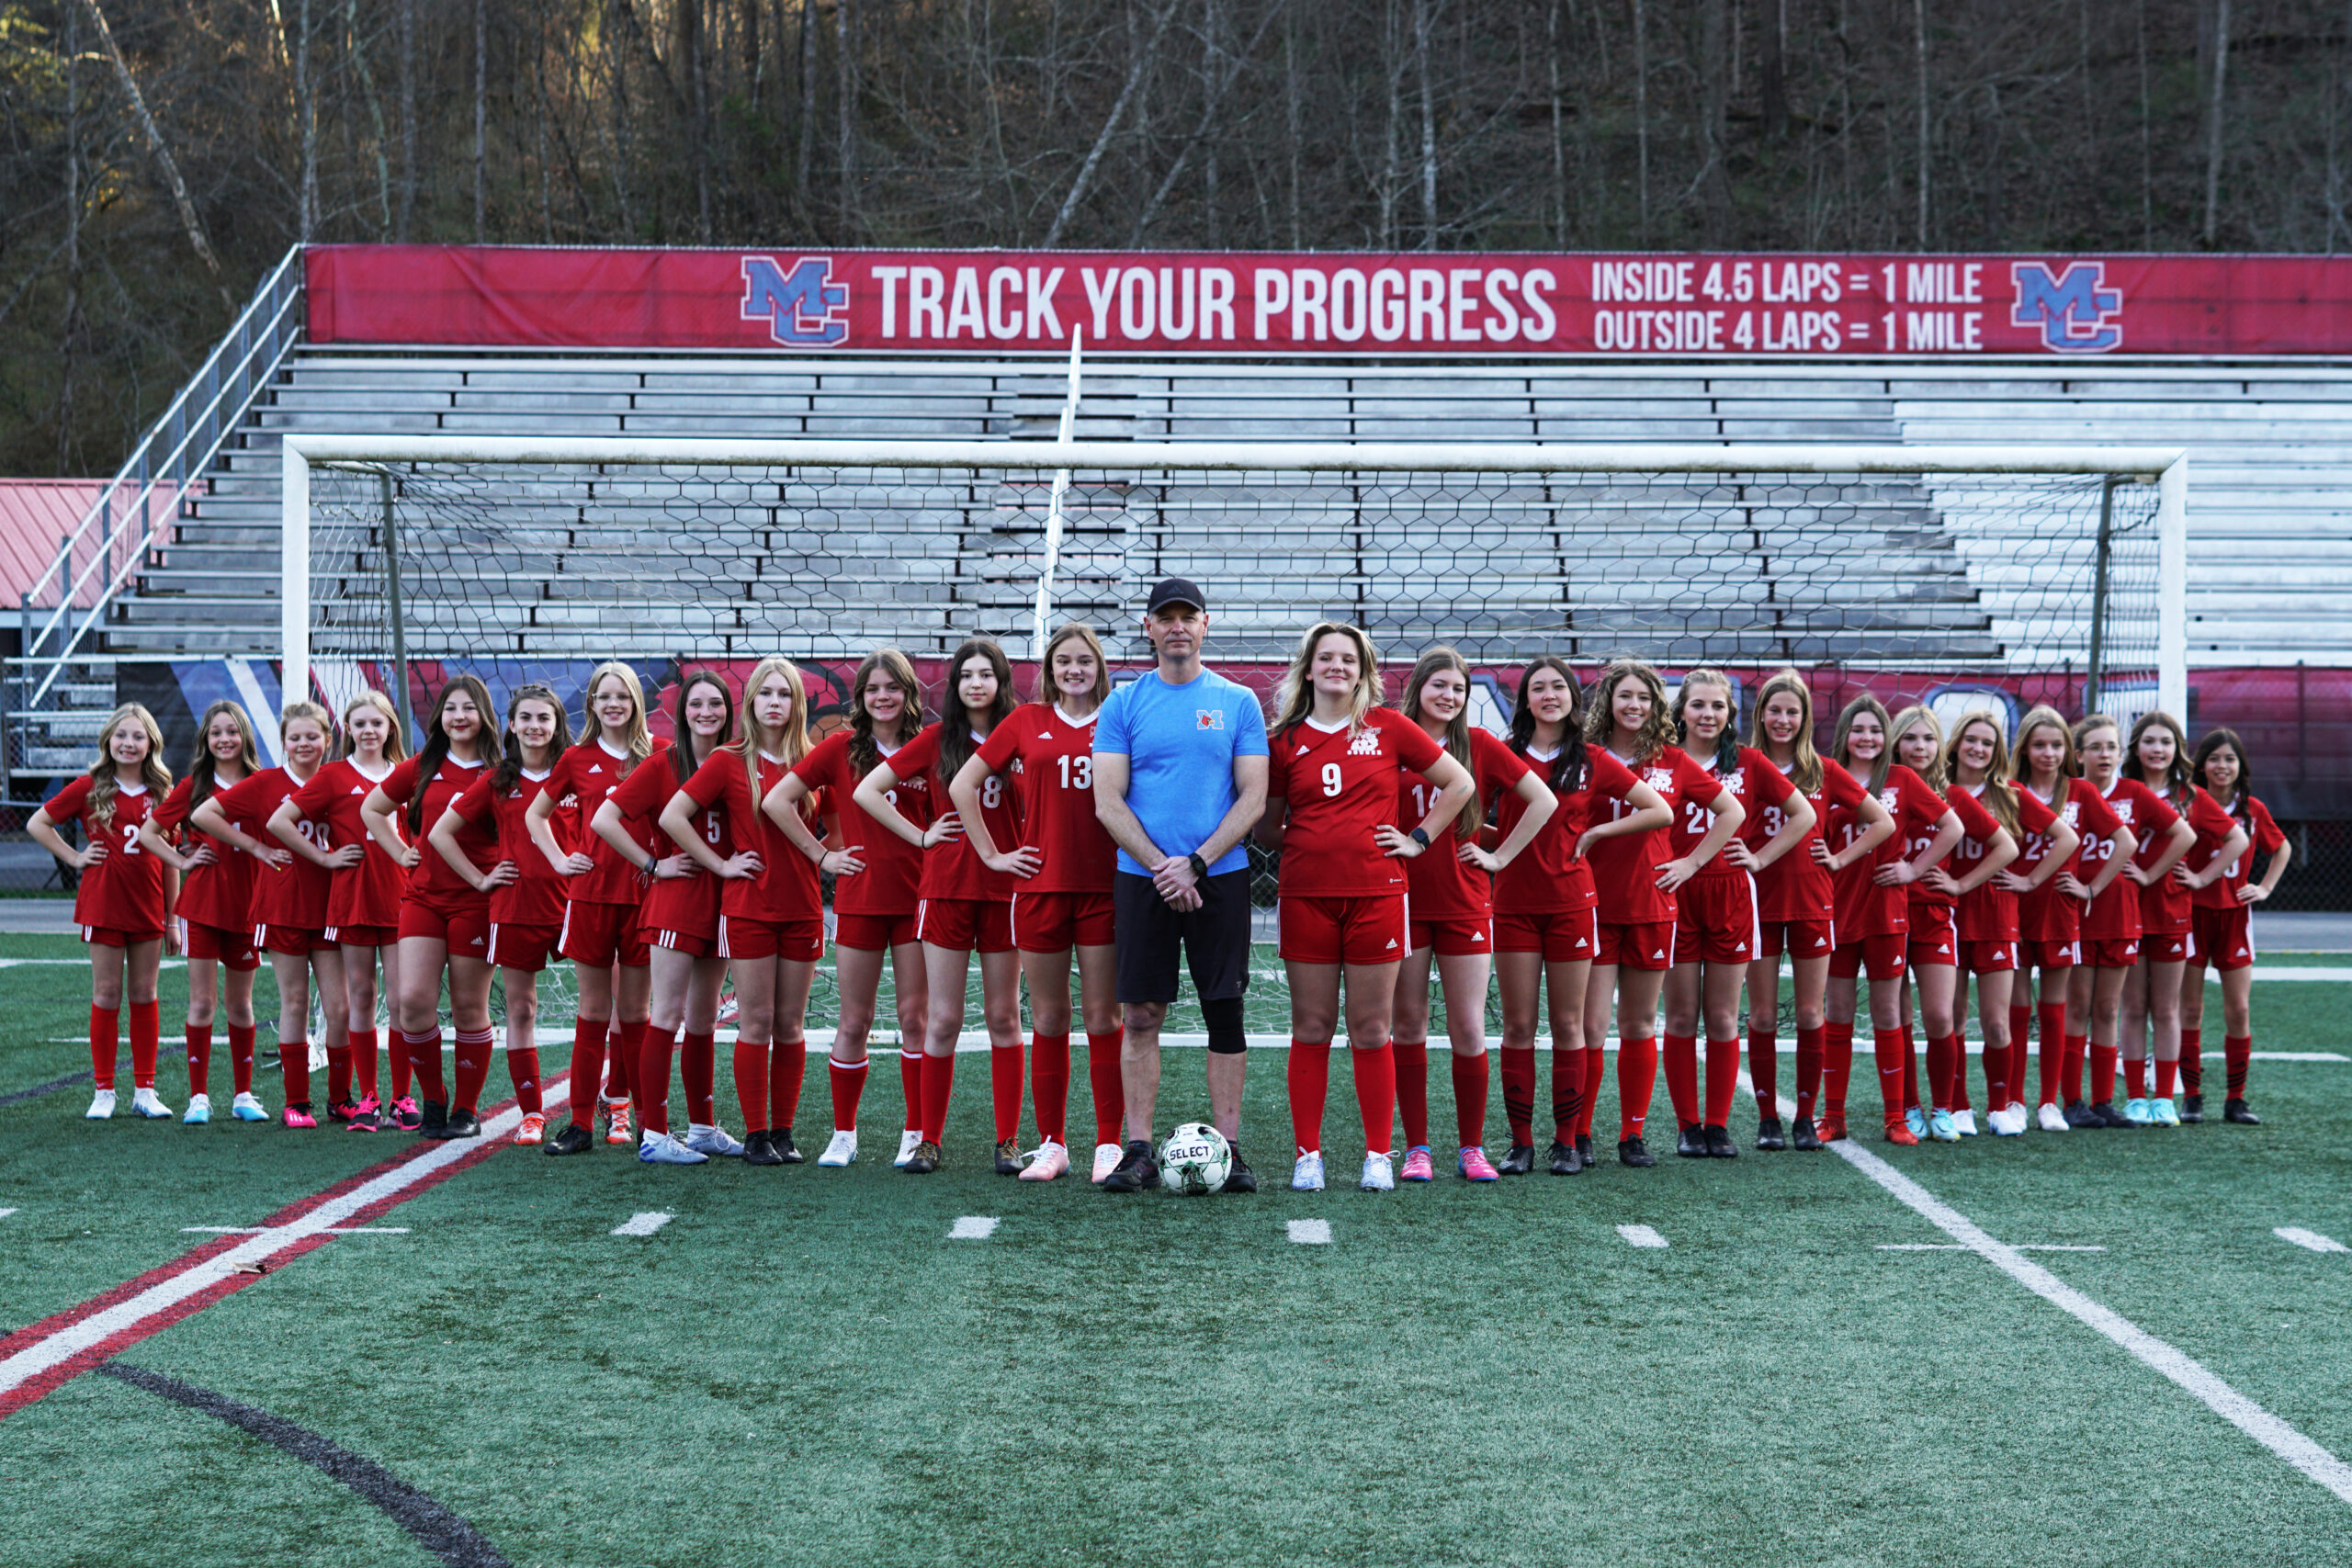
[2037,1005,2068,1105]
[1662,1033,1700,1128]
[2154,1056,2177,1097]
[229,1023,256,1098]
[452,1027,494,1113]
[1819,1022,1854,1119]
[1703,1036,1740,1126]
[1086,1030,1125,1146]
[638,1025,676,1135]
[2063,1032,2087,1101]
[1949,1037,1973,1111]
[830,1054,870,1133]
[567,1020,605,1124]
[1926,1033,1960,1111]
[1579,1045,1605,1137]
[506,1047,543,1114]
[988,1040,1023,1145]
[186,1023,212,1098]
[281,1032,311,1106]
[89,1004,119,1089]
[1499,1047,1537,1146]
[1351,1042,1397,1154]
[2009,1003,2032,1057]
[404,1026,444,1101]
[1395,1041,1430,1150]
[1873,1027,1907,1120]
[1751,1023,1781,1111]
[2225,1034,2253,1099]
[350,1026,378,1101]
[734,1037,770,1134]
[1031,1032,1070,1146]
[919,1051,956,1145]
[899,1048,924,1130]
[1454,1051,1491,1148]
[1617,1035,1659,1142]
[2178,1028,2202,1094]
[770,1038,807,1133]
[1901,1025,1920,1110]
[606,1019,641,1103]
[2123,1056,2148,1098]
[2009,1036,2032,1107]
[1549,1045,1581,1145]
[326,1043,353,1107]
[680,1031,716,1126]
[387,1022,412,1100]
[1287,1039,1332,1154]
[1984,1034,2010,1111]
[128,1001,158,1090]
[2091,1042,2120,1104]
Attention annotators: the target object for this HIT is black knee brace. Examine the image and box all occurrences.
[1204,996,1248,1055]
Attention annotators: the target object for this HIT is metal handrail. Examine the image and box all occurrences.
[22,245,305,705]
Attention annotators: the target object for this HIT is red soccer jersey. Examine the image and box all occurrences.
[288,759,408,930]
[213,766,333,931]
[974,702,1117,896]
[1266,709,1448,899]
[1908,783,1999,928]
[2193,794,2285,910]
[1398,728,1532,921]
[544,739,667,907]
[2081,777,2168,942]
[890,722,1021,904]
[1669,745,1797,886]
[792,729,931,917]
[378,755,498,902]
[47,774,167,933]
[1755,758,1866,924]
[1492,743,1641,916]
[154,776,257,932]
[682,746,826,923]
[1829,764,1943,941]
[1952,782,2054,942]
[2136,784,2233,934]
[2016,780,2121,943]
[450,768,570,927]
[1587,744,1729,925]
[614,753,725,942]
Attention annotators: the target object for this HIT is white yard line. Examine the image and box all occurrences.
[1615,1224,1669,1248]
[1286,1219,1331,1246]
[2274,1227,2349,1255]
[947,1216,1000,1240]
[610,1213,673,1237]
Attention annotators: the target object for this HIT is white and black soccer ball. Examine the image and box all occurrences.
[1159,1122,1231,1195]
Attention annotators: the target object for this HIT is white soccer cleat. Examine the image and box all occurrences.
[1988,1105,2024,1136]
[817,1129,860,1168]
[231,1091,269,1122]
[1091,1142,1124,1184]
[1018,1139,1069,1182]
[183,1093,211,1125]
[2037,1101,2072,1133]
[893,1129,923,1168]
[130,1088,174,1120]
[1360,1151,1396,1191]
[637,1130,709,1166]
[682,1122,745,1157]
[1291,1151,1326,1191]
[85,1089,117,1120]
[2005,1100,2030,1134]
[1951,1109,1979,1138]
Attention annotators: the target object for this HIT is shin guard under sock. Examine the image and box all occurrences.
[2037,1005,2068,1105]
[280,1036,311,1106]
[567,1024,605,1124]
[1287,1039,1333,1154]
[326,1044,353,1107]
[1031,1032,1070,1146]
[186,1023,212,1098]
[1662,1033,1700,1129]
[1454,1051,1491,1149]
[1549,1045,1581,1145]
[733,1038,770,1134]
[1351,1043,1397,1154]
[988,1040,1023,1145]
[1755,1028,1786,1115]
[1580,1045,1605,1138]
[1086,1030,1125,1146]
[1703,1036,1740,1126]
[1925,1033,1960,1111]
[769,1038,807,1134]
[349,1026,378,1102]
[899,1048,924,1130]
[2154,1056,2178,1098]
[830,1054,871,1133]
[2123,1056,2148,1099]
[2225,1034,2252,1099]
[452,1028,494,1113]
[1872,1027,1908,1118]
[402,1027,445,1102]
[128,1001,159,1090]
[506,1047,543,1114]
[2179,1029,2202,1094]
[89,1005,119,1089]
[918,1051,956,1145]
[1617,1036,1659,1142]
[1394,1041,1430,1150]
[680,1031,716,1126]
[229,1022,257,1097]
[1820,1021,1856,1119]
[638,1026,676,1135]
[1499,1047,1537,1146]
[2091,1043,2120,1104]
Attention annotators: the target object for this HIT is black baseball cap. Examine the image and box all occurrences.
[1145,576,1207,613]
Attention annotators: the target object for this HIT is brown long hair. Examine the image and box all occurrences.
[668,670,738,788]
[2123,710,2195,806]
[1400,647,1478,840]
[407,675,502,835]
[1039,622,1112,709]
[1748,670,1824,794]
[1831,694,1894,795]
[1583,658,1676,764]
[2191,727,2256,824]
[490,683,572,794]
[1509,655,1588,793]
[847,647,925,777]
[1672,666,1743,775]
[938,637,1016,782]
[182,700,258,811]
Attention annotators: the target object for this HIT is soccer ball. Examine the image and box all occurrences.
[1159,1122,1231,1195]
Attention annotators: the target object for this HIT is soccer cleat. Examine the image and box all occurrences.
[1702,1123,1738,1158]
[2037,1102,2072,1134]
[1223,1146,1258,1193]
[1458,1146,1501,1181]
[894,1129,925,1169]
[347,1101,381,1133]
[1289,1151,1327,1192]
[1989,1105,2024,1136]
[418,1100,448,1138]
[2007,1100,2031,1132]
[1756,1115,1787,1152]
[2223,1098,2262,1125]
[742,1130,785,1167]
[281,1103,318,1130]
[1398,1146,1436,1182]
[2122,1097,2153,1125]
[2149,1097,2181,1127]
[442,1107,481,1139]
[816,1129,859,1167]
[902,1140,942,1175]
[2180,1093,2204,1123]
[1617,1136,1657,1168]
[1790,1115,1821,1152]
[514,1111,547,1145]
[1018,1139,1069,1181]
[547,1122,594,1156]
[994,1137,1023,1177]
[85,1089,117,1120]
[1675,1123,1708,1159]
[1576,1134,1597,1168]
[1928,1109,1959,1143]
[1360,1151,1396,1191]
[2063,1098,2101,1129]
[1815,1113,1849,1143]
[131,1088,173,1120]
[1498,1143,1537,1176]
[1102,1140,1159,1191]
[684,1123,745,1158]
[602,1099,633,1147]
[638,1130,709,1166]
[327,1099,360,1126]
[1905,1106,1928,1140]
[1883,1114,1920,1146]
[183,1093,211,1125]
[2090,1100,2133,1128]
[1951,1109,1979,1138]
[390,1096,423,1133]
[1091,1142,1123,1184]
[231,1092,268,1122]
[1547,1139,1584,1176]
[772,1129,803,1164]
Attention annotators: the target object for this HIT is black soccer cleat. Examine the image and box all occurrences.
[547,1122,594,1156]
[1547,1138,1584,1176]
[1498,1143,1537,1176]
[2063,1098,2102,1130]
[742,1130,784,1166]
[1575,1133,1596,1169]
[2223,1098,2262,1124]
[1675,1122,1708,1159]
[1790,1115,1821,1152]
[1757,1115,1788,1152]
[774,1128,803,1164]
[442,1106,481,1139]
[994,1137,1023,1176]
[1100,1139,1158,1192]
[418,1100,449,1138]
[2179,1093,2204,1123]
[1702,1123,1739,1158]
[2090,1100,2134,1128]
[1617,1135,1657,1168]
[1223,1146,1258,1193]
[902,1140,942,1175]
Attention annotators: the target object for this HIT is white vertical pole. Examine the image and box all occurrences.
[1031,327,1083,662]
[281,440,311,706]
[2156,456,2188,721]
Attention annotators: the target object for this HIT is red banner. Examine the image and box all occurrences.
[305,244,2352,356]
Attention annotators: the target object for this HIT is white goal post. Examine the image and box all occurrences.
[278,434,2187,717]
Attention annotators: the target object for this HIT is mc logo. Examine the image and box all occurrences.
[2010,261,2122,353]
[741,255,850,346]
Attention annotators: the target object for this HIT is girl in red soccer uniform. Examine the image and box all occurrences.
[1390,649,1556,1183]
[2007,705,2127,1132]
[2179,728,2290,1123]
[1580,659,1740,1170]
[953,624,1121,1184]
[2070,714,2163,1125]
[1256,623,1473,1193]
[1824,696,1960,1145]
[142,701,261,1123]
[664,655,826,1168]
[434,684,571,1146]
[1660,669,1804,1160]
[1492,658,1668,1177]
[772,649,933,1169]
[604,671,738,1159]
[529,662,659,1148]
[277,690,411,1129]
[363,675,502,1139]
[854,638,1023,1177]
[2118,712,2243,1126]
[1748,672,1890,1150]
[1947,710,2070,1137]
[29,704,176,1121]
[196,703,340,1127]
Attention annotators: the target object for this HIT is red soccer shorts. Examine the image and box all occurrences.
[1280,895,1408,965]
[2192,904,2255,972]
[644,925,715,960]
[1758,918,1836,961]
[1408,917,1494,958]
[1828,933,1907,981]
[1493,907,1597,963]
[255,922,329,956]
[720,915,824,963]
[83,924,164,949]
[486,921,562,972]
[181,919,258,972]
[1671,875,1755,965]
[2141,928,2195,964]
[2020,939,2080,971]
[560,899,650,967]
[1596,919,1676,971]
[326,923,396,949]
[916,897,1012,954]
[2082,936,2142,969]
[397,895,492,960]
[1906,904,1958,969]
[1012,890,1116,953]
[834,911,920,952]
[1960,939,2018,974]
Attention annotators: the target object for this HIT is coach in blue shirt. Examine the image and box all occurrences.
[1091,576,1269,1193]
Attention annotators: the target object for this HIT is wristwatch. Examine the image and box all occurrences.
[1409,827,1431,848]
[1187,852,1211,883]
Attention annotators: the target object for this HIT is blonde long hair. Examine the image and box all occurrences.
[739,655,810,807]
[1943,709,2021,838]
[1748,670,1824,794]
[578,660,653,768]
[1886,705,1948,792]
[1272,622,1380,737]
[340,689,411,765]
[86,704,172,828]
[1039,622,1112,708]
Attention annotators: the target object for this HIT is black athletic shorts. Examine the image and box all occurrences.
[1114,869,1251,1005]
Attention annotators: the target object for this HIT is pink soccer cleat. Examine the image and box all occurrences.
[1399,1146,1437,1182]
[281,1104,319,1130]
[1457,1146,1501,1182]
[1017,1140,1070,1181]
